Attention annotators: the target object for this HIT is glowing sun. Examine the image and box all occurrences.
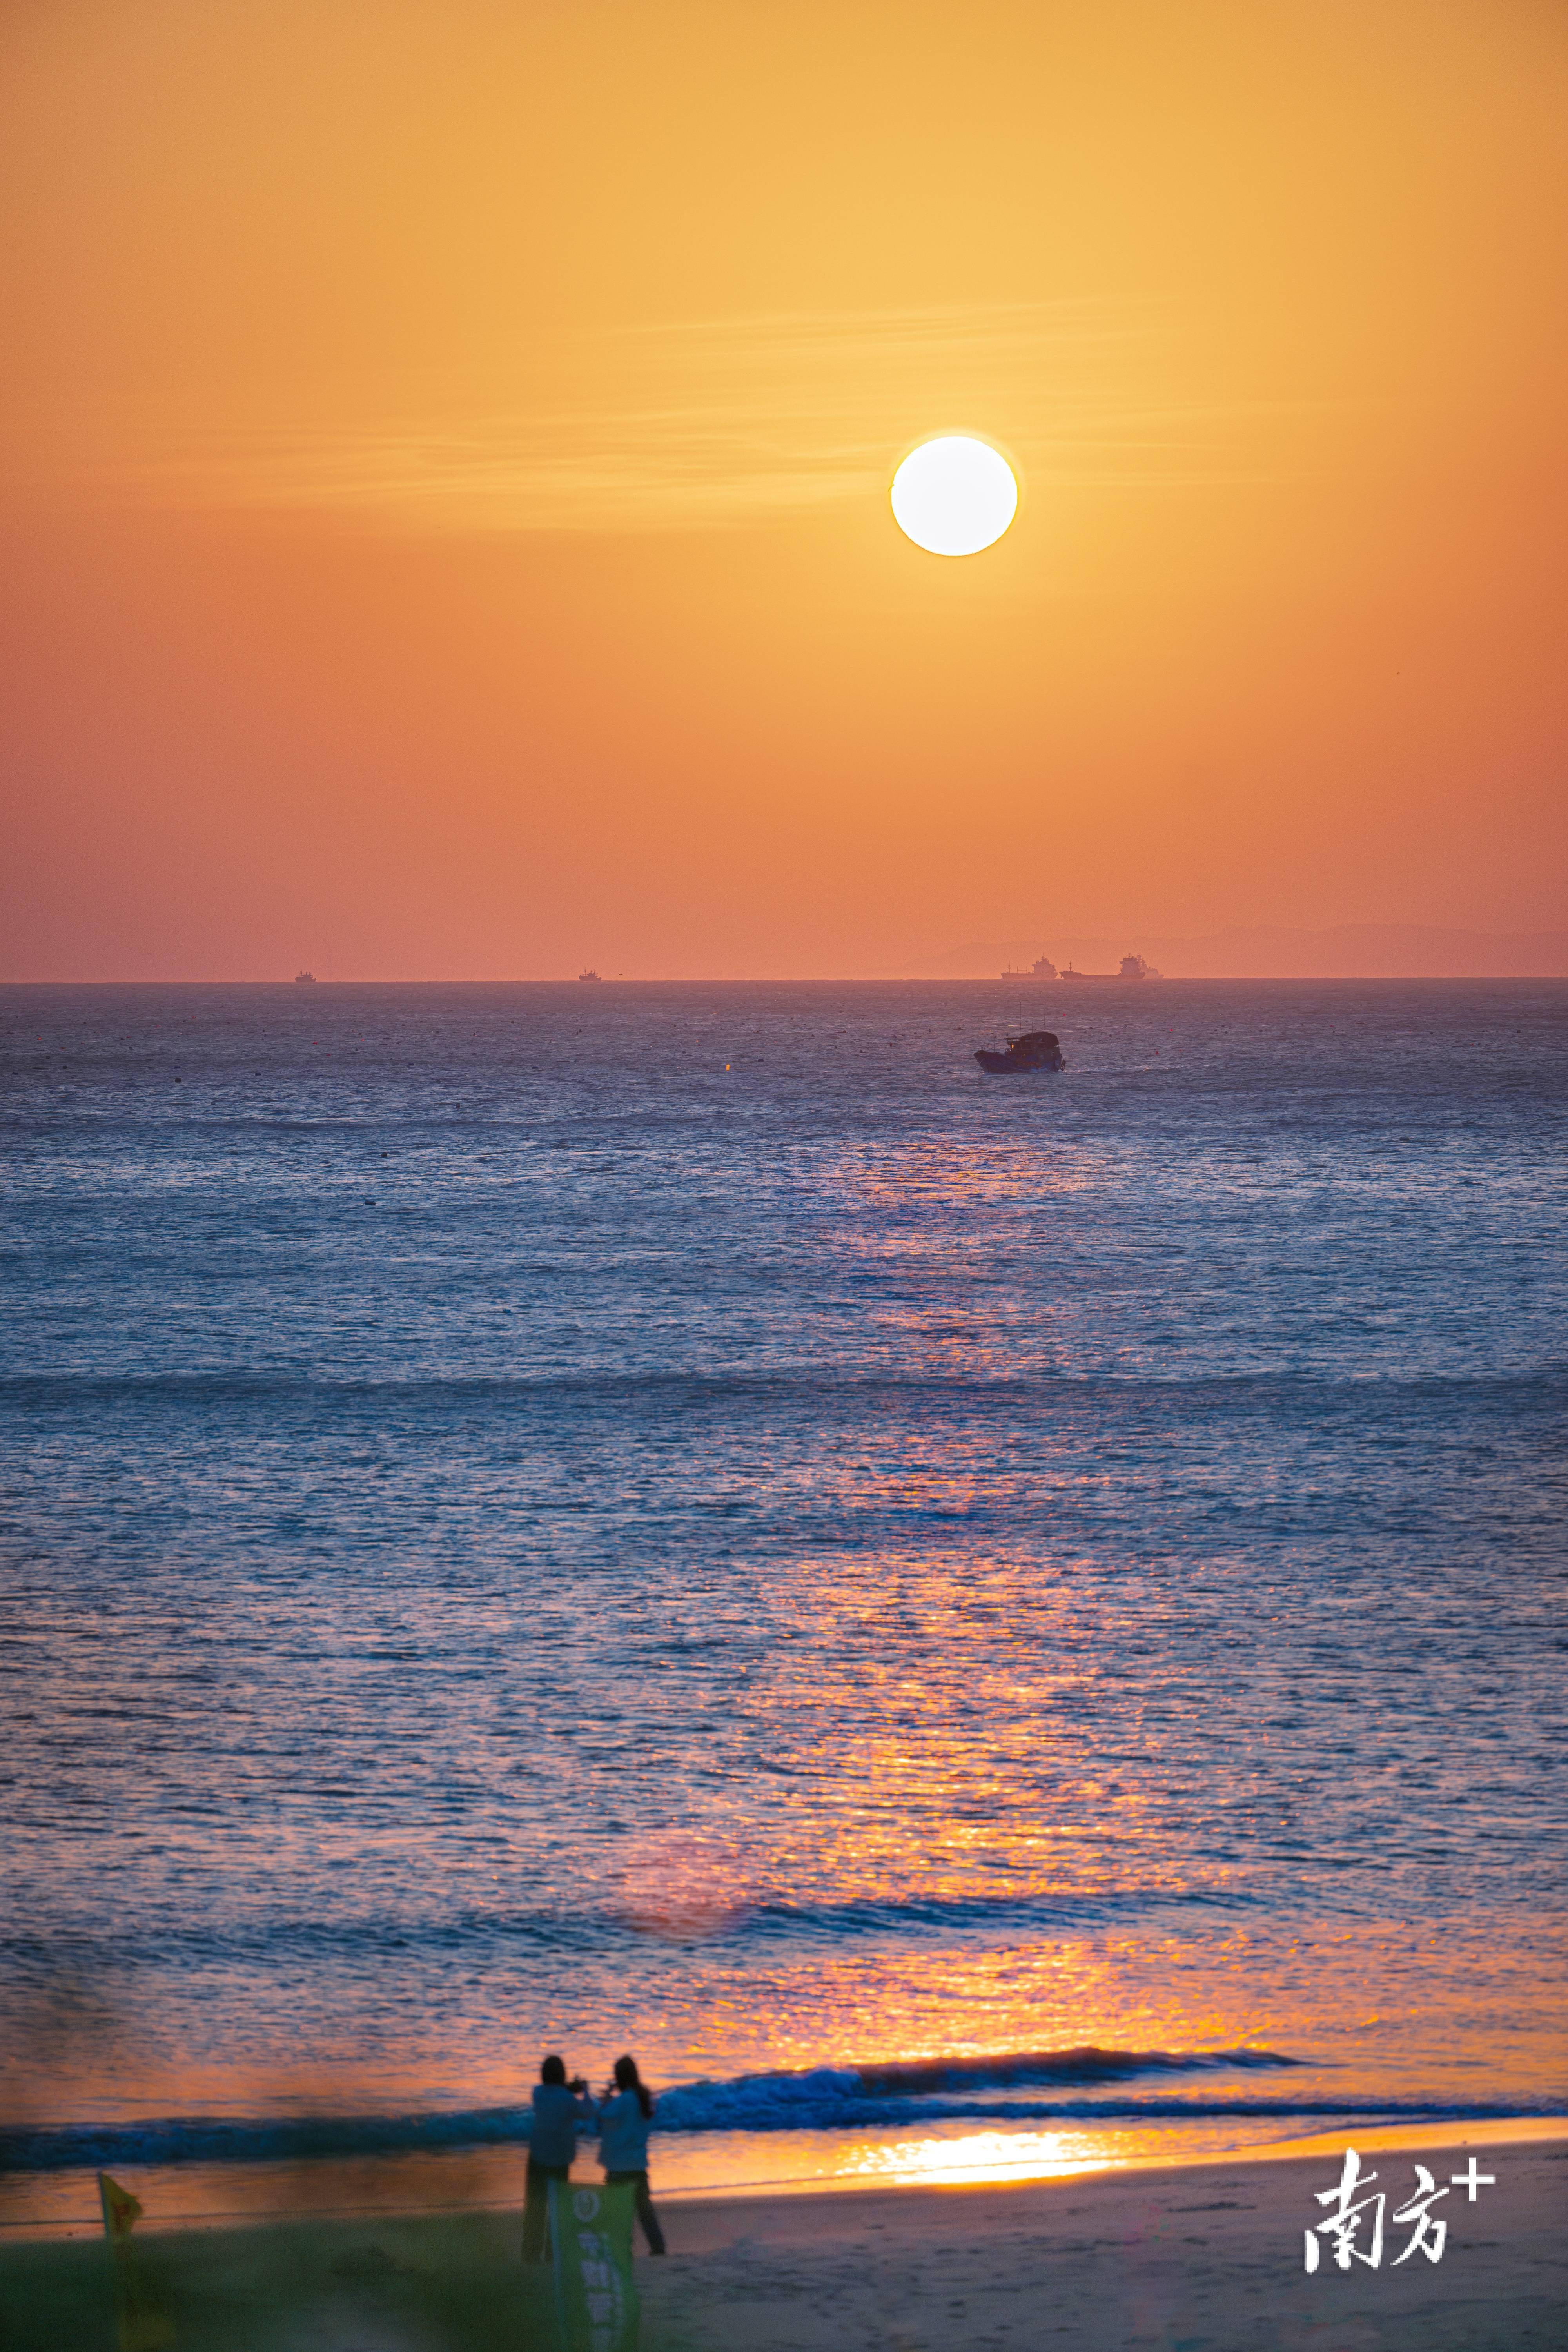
[890,436,1018,556]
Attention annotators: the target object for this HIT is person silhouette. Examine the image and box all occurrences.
[522,2054,597,2263]
[597,2054,666,2255]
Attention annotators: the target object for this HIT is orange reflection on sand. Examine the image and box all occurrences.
[838,2127,1112,2188]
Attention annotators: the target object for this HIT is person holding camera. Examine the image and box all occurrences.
[597,2053,665,2254]
[521,2053,598,2262]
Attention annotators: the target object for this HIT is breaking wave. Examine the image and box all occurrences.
[2,2045,1553,2175]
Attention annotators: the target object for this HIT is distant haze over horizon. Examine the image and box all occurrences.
[7,923,1568,984]
[906,924,1568,981]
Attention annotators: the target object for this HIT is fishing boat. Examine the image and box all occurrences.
[293,971,316,984]
[577,969,603,983]
[975,1028,1066,1074]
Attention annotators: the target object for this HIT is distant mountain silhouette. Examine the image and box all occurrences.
[903,925,1568,979]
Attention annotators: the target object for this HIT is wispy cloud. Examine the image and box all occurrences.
[86,299,1316,531]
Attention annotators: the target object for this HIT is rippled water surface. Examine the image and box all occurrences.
[2,981,1564,2209]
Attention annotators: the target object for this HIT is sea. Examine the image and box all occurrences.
[2,979,1564,2234]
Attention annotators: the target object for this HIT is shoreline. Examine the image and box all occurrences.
[663,2113,1568,2203]
[2,2113,1561,2243]
[3,2128,1563,2351]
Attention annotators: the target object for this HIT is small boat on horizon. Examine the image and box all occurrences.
[294,971,317,984]
[577,969,603,983]
[975,1028,1066,1074]
[1000,953,1058,981]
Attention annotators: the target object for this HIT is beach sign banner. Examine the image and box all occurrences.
[548,2179,639,2352]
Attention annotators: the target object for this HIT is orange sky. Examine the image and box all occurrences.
[2,0,1564,978]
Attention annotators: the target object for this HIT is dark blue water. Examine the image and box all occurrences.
[2,981,1564,2209]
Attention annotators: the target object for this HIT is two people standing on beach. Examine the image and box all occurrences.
[523,2052,666,2261]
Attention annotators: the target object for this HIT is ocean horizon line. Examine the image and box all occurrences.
[5,957,1568,986]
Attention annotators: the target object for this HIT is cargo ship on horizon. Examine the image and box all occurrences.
[1060,953,1163,980]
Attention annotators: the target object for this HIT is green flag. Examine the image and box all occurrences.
[548,2178,639,2352]
[98,2174,143,2242]
[97,2173,174,2350]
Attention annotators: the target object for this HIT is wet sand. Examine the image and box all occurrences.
[2,2133,1563,2351]
[647,2134,1567,2351]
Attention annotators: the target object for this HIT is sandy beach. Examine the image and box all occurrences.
[4,2133,1562,2352]
[646,2135,1568,2351]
